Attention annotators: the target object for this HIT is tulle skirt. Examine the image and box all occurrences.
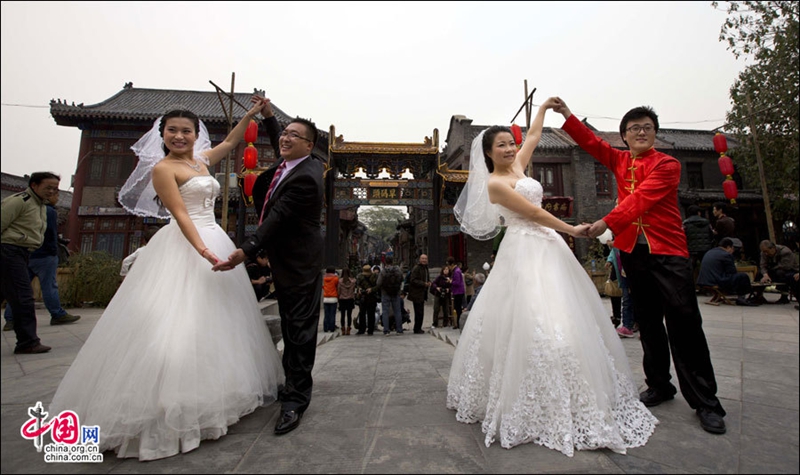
[49,219,284,461]
[446,227,657,456]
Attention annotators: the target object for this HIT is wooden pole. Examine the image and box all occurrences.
[524,80,532,177]
[746,93,776,243]
[524,79,531,126]
[510,87,536,124]
[221,73,235,232]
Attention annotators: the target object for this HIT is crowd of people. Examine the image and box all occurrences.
[3,90,799,464]
[312,255,488,337]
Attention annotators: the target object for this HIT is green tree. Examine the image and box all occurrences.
[359,206,407,244]
[714,1,799,221]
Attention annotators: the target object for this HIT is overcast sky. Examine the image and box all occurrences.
[1,1,748,190]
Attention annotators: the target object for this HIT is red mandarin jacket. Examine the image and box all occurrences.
[562,115,688,258]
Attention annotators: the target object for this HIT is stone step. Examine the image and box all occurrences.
[259,299,340,356]
[430,327,460,347]
[258,298,279,316]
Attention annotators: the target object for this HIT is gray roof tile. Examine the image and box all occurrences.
[657,129,741,151]
[49,85,326,138]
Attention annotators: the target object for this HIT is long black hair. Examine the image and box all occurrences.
[152,109,201,210]
[159,109,200,155]
[481,125,512,173]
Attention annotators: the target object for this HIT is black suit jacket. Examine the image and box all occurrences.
[241,116,324,287]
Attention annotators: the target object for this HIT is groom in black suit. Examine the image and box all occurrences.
[214,96,324,435]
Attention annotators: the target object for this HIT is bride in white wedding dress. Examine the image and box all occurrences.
[49,99,284,461]
[447,98,657,457]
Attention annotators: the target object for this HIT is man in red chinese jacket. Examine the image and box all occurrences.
[552,98,726,435]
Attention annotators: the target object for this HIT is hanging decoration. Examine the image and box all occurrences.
[243,172,257,198]
[241,119,259,203]
[510,123,523,148]
[714,132,737,204]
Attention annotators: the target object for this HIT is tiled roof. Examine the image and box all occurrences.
[0,172,73,206]
[464,124,575,151]
[678,188,761,202]
[657,129,741,151]
[49,84,327,139]
[444,116,736,155]
[438,169,469,183]
[0,172,29,192]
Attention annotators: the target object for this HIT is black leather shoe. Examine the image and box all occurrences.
[14,343,52,354]
[413,330,424,334]
[697,408,726,434]
[274,410,302,435]
[639,388,675,407]
[735,297,758,307]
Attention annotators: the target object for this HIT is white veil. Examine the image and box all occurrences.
[453,129,502,240]
[118,117,211,218]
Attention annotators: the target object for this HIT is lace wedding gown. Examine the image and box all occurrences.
[446,177,657,457]
[49,175,283,461]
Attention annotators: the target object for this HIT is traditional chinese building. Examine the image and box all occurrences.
[49,83,327,259]
[325,127,442,267]
[48,83,770,267]
[439,115,768,266]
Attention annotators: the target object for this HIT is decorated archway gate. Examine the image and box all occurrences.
[325,126,445,268]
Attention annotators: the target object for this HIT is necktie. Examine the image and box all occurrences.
[259,161,287,225]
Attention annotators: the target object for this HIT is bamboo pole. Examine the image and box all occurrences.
[746,93,776,243]
[220,73,235,231]
[524,80,532,177]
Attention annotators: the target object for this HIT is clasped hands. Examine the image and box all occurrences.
[212,248,247,272]
[571,219,608,239]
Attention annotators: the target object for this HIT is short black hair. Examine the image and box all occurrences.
[291,117,318,145]
[719,237,734,248]
[713,202,727,214]
[619,106,659,146]
[29,172,60,186]
[687,205,701,215]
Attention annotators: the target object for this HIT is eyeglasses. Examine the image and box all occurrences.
[625,124,655,134]
[280,130,313,143]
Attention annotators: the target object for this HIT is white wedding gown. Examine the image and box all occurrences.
[49,176,284,461]
[447,177,657,457]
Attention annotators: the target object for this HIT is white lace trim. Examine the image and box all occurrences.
[447,312,657,457]
[498,178,558,241]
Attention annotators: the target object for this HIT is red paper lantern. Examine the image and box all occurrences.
[723,179,738,203]
[243,146,258,169]
[244,120,258,144]
[713,133,728,154]
[243,172,257,197]
[718,154,734,177]
[510,124,523,146]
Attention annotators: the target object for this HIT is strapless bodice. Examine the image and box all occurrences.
[497,177,558,240]
[175,175,219,227]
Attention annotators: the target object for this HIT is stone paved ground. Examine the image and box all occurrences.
[1,295,797,473]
